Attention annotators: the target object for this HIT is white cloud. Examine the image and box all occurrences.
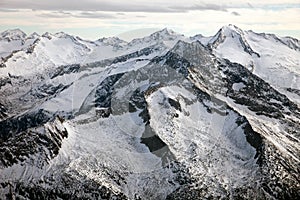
[0,1,299,39]
[1,0,298,12]
[0,0,229,12]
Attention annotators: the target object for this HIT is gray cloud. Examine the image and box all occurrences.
[76,12,116,19]
[0,0,228,13]
[37,13,70,18]
[37,11,116,19]
[169,4,227,12]
[0,8,19,12]
[55,11,72,15]
[231,11,240,16]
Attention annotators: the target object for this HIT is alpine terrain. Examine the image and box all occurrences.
[0,24,299,199]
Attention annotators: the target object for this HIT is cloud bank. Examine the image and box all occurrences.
[0,0,299,40]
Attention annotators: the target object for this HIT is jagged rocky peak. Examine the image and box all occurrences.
[189,33,214,46]
[149,28,181,39]
[53,32,87,43]
[127,28,182,46]
[210,24,244,44]
[97,36,128,46]
[43,31,74,40]
[220,24,244,35]
[0,28,27,41]
[189,33,204,40]
[160,39,213,77]
[54,31,75,39]
[171,39,207,54]
[27,32,40,40]
[281,36,300,51]
[248,30,300,51]
[156,28,177,35]
[209,24,260,57]
[42,32,54,40]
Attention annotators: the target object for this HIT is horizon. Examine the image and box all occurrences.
[0,0,299,40]
[1,25,299,42]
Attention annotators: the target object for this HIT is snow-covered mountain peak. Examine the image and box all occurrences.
[27,32,40,40]
[210,24,244,44]
[172,39,205,51]
[209,24,260,59]
[190,33,204,39]
[0,28,27,41]
[41,32,54,40]
[156,28,177,36]
[220,24,243,35]
[53,31,75,39]
[189,34,213,46]
[149,28,182,40]
[40,31,78,41]
[281,36,300,51]
[247,30,300,51]
[126,28,183,50]
[191,24,245,46]
[97,36,127,47]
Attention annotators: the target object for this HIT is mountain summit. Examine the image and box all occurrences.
[0,28,27,41]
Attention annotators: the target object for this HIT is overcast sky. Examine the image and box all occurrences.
[0,0,299,40]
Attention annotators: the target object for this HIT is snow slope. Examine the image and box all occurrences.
[0,28,188,77]
[211,24,300,105]
[0,29,38,58]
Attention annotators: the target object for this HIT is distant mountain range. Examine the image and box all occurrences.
[0,25,299,199]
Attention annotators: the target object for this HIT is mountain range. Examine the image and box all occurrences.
[0,24,299,199]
